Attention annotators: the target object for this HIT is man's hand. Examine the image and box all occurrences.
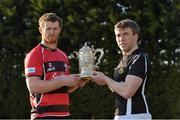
[91,71,107,85]
[53,74,80,87]
[78,80,89,88]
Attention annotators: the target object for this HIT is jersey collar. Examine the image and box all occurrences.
[130,48,141,56]
[39,43,57,51]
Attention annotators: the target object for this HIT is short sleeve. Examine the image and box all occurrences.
[128,55,146,79]
[24,50,43,78]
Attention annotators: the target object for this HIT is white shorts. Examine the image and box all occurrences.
[114,113,152,120]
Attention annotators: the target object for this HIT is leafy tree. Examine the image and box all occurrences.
[0,0,179,118]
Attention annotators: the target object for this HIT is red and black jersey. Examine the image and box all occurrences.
[24,44,70,119]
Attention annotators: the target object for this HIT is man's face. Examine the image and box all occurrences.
[39,21,61,43]
[114,27,138,53]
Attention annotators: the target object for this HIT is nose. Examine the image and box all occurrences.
[49,29,54,34]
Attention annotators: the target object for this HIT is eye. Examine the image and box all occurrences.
[116,33,121,37]
[124,32,128,36]
[53,28,58,30]
[45,28,51,31]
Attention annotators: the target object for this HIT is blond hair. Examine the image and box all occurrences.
[39,13,63,28]
[114,19,140,35]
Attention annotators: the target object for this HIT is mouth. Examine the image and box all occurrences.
[120,43,125,47]
[49,36,56,38]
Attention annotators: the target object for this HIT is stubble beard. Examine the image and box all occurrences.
[120,45,131,54]
[45,36,59,44]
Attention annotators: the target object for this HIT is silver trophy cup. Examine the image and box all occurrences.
[77,43,104,81]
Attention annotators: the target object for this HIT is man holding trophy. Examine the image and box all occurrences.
[91,19,152,120]
[24,13,86,119]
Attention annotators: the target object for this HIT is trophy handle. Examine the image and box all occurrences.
[94,48,104,69]
[73,51,79,58]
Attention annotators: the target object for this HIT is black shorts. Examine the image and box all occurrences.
[35,116,69,119]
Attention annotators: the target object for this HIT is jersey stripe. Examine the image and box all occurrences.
[126,54,140,115]
[126,98,132,115]
[141,54,150,114]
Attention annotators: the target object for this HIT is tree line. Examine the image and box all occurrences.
[0,0,179,118]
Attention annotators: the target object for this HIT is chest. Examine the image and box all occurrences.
[113,55,135,82]
[42,50,69,74]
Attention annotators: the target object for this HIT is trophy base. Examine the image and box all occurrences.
[79,75,92,81]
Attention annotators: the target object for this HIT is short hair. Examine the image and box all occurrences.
[39,13,63,28]
[114,19,140,35]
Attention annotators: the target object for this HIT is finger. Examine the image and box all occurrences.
[92,72,97,75]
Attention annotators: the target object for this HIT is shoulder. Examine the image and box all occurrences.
[136,51,150,66]
[25,45,42,62]
[128,49,148,70]
[57,49,68,58]
[131,49,147,63]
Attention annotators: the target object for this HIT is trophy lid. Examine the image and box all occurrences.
[80,42,92,52]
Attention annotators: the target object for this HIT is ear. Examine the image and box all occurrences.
[39,26,42,34]
[59,28,62,34]
[134,34,139,41]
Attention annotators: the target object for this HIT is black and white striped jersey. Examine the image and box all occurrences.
[114,48,151,115]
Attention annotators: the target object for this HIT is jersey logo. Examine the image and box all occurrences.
[26,67,35,73]
[48,62,53,68]
[47,62,56,72]
[118,67,124,74]
[44,61,68,73]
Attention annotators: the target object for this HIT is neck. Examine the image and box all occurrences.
[41,40,58,49]
[123,45,138,56]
